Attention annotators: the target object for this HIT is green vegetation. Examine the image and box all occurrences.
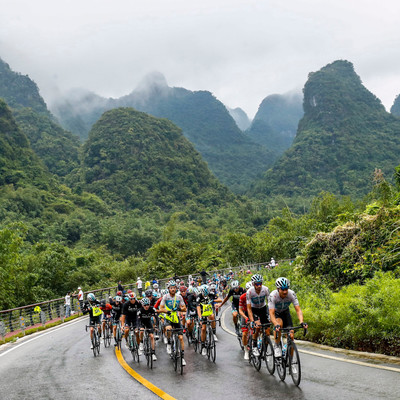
[246,93,303,156]
[251,60,400,205]
[51,75,273,193]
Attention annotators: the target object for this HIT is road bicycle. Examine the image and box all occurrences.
[142,328,154,369]
[170,328,184,374]
[114,320,123,350]
[192,317,202,353]
[247,322,274,372]
[86,323,101,357]
[235,319,244,351]
[202,319,216,362]
[274,325,307,386]
[127,325,140,362]
[103,317,112,348]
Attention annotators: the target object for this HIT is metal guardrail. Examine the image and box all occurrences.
[0,259,293,340]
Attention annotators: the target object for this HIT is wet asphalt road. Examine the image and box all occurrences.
[1,307,399,400]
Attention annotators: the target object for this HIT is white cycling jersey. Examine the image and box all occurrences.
[268,289,299,312]
[246,286,270,309]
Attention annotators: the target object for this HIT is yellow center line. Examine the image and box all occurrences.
[115,347,177,400]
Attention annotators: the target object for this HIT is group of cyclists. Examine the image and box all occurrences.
[82,270,307,367]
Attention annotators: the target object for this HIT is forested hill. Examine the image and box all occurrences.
[250,60,400,200]
[0,58,49,115]
[0,99,51,187]
[79,107,232,210]
[50,73,274,193]
[227,107,251,131]
[246,93,303,157]
[391,94,400,116]
[0,58,80,177]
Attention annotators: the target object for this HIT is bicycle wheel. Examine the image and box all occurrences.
[116,326,122,350]
[173,336,178,372]
[207,328,216,363]
[146,336,153,369]
[193,324,200,353]
[91,334,97,357]
[276,344,286,381]
[288,342,301,386]
[176,336,183,375]
[252,340,261,371]
[264,337,275,375]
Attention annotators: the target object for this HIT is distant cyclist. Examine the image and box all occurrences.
[238,281,253,360]
[269,277,308,357]
[110,295,123,346]
[197,285,218,355]
[82,293,103,349]
[120,292,142,351]
[139,297,158,361]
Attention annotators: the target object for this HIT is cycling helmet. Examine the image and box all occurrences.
[161,289,168,296]
[231,280,239,288]
[180,285,188,292]
[128,292,136,299]
[145,289,153,297]
[209,283,217,291]
[275,277,290,290]
[200,285,209,297]
[100,299,106,307]
[87,293,96,302]
[251,274,263,283]
[127,289,132,294]
[141,297,150,306]
[116,291,122,296]
[153,283,159,289]
[115,296,122,302]
[167,280,177,288]
[245,281,252,290]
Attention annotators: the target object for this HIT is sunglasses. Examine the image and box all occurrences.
[254,282,262,286]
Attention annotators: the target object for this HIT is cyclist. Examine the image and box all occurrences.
[238,281,253,360]
[100,299,113,339]
[186,287,198,336]
[82,293,103,349]
[110,295,123,346]
[144,289,157,307]
[246,274,270,357]
[216,280,245,335]
[159,280,187,366]
[139,297,158,361]
[197,285,217,356]
[120,292,142,351]
[269,277,308,357]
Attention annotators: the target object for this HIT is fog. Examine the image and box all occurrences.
[1,0,400,117]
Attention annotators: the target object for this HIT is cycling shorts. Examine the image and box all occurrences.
[252,306,269,325]
[231,303,239,313]
[140,320,154,333]
[165,320,183,334]
[89,316,101,326]
[125,318,139,329]
[275,309,293,329]
[240,316,249,332]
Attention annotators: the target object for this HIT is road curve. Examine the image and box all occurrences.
[0,308,399,400]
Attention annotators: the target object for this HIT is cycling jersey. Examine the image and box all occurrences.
[238,292,248,315]
[160,293,185,311]
[110,301,122,321]
[268,289,299,312]
[100,303,113,317]
[122,300,142,326]
[226,287,245,309]
[139,306,157,330]
[246,286,270,309]
[196,293,214,317]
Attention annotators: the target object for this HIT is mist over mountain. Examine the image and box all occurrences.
[227,107,251,131]
[0,58,80,177]
[251,60,400,200]
[246,93,303,157]
[51,73,274,192]
[80,107,232,210]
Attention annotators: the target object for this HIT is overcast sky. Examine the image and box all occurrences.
[1,0,400,118]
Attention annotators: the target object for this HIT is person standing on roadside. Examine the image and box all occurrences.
[77,287,84,311]
[136,277,143,297]
[64,291,71,318]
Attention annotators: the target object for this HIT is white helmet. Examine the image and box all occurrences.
[231,280,239,288]
[245,281,252,290]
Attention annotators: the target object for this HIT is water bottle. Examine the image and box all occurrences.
[257,337,262,350]
[282,344,287,358]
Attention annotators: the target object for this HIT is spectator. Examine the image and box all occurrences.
[64,291,71,318]
[118,280,125,294]
[270,258,276,269]
[199,269,208,284]
[136,277,143,297]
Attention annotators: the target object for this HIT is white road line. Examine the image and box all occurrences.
[0,318,85,358]
[219,307,400,373]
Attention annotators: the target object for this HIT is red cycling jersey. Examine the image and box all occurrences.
[154,297,162,310]
[101,303,113,317]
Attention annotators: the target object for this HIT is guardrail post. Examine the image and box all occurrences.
[40,311,46,326]
[29,308,34,326]
[56,302,60,318]
[48,303,52,320]
[60,304,64,323]
[9,311,13,332]
[0,321,5,341]
[20,316,26,336]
